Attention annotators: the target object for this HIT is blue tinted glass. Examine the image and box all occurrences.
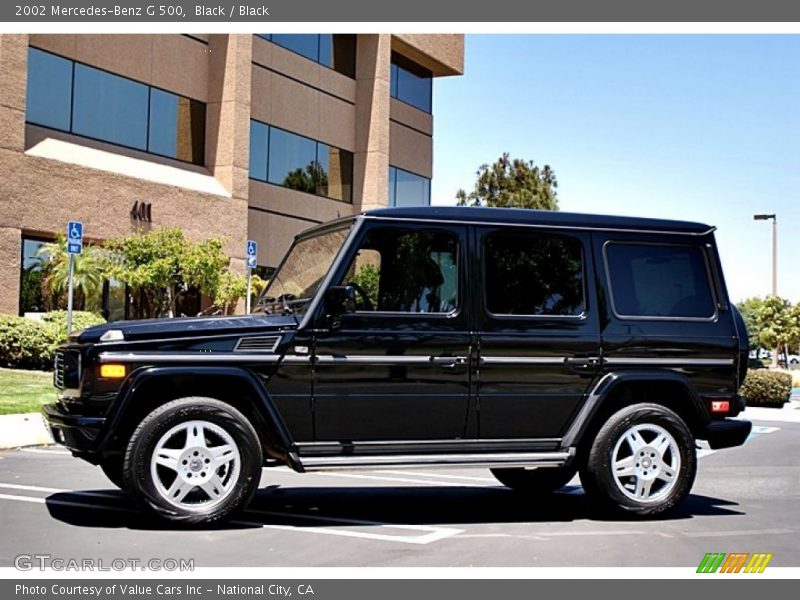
[318,34,332,68]
[270,34,319,62]
[394,168,430,207]
[249,121,269,181]
[388,166,397,206]
[390,64,399,98]
[26,48,72,131]
[148,88,177,157]
[73,64,148,150]
[396,65,432,112]
[268,127,317,193]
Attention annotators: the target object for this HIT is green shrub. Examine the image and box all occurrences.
[741,370,792,407]
[0,315,60,370]
[41,310,106,335]
[0,311,106,370]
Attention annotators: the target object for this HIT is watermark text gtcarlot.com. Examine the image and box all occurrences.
[14,554,194,571]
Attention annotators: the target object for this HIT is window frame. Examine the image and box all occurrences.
[480,228,589,321]
[249,119,354,204]
[334,223,465,319]
[26,46,206,166]
[602,239,719,322]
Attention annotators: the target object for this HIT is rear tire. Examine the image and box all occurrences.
[579,403,696,518]
[491,466,577,494]
[122,397,263,525]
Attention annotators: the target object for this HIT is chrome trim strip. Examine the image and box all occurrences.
[315,355,435,365]
[604,357,734,366]
[298,438,563,447]
[480,356,565,365]
[98,352,282,364]
[233,335,281,353]
[281,356,313,365]
[300,451,572,471]
[363,215,715,237]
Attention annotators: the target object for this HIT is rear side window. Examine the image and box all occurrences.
[605,242,715,319]
[484,232,585,316]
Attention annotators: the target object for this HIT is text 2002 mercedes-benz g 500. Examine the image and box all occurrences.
[44,207,752,523]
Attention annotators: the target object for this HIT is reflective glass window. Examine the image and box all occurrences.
[26,48,72,131]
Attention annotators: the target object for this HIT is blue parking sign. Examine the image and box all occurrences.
[67,221,83,255]
[246,240,257,269]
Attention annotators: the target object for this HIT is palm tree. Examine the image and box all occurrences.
[36,236,104,310]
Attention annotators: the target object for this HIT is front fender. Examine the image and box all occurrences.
[97,366,297,466]
[561,370,709,449]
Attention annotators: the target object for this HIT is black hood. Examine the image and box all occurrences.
[73,314,297,344]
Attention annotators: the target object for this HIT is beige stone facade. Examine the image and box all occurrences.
[0,33,463,316]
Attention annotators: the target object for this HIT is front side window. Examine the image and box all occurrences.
[605,242,715,319]
[255,226,351,316]
[484,232,585,317]
[341,228,459,314]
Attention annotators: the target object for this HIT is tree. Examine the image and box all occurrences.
[736,297,764,353]
[213,272,265,316]
[36,236,103,312]
[103,228,230,319]
[456,153,558,210]
[755,296,800,366]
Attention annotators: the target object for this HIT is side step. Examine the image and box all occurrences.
[298,450,573,472]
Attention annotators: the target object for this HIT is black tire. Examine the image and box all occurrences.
[99,455,126,490]
[579,403,696,518]
[122,397,263,525]
[491,466,578,494]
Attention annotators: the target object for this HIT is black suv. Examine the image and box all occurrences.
[44,207,752,523]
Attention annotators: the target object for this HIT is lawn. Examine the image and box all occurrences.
[0,368,56,415]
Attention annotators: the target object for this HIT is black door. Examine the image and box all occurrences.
[312,222,472,442]
[476,227,601,440]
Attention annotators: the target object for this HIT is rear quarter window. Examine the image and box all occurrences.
[604,242,716,319]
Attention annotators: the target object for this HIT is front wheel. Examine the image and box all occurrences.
[579,403,696,518]
[122,397,263,524]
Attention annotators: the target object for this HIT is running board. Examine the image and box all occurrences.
[298,450,573,472]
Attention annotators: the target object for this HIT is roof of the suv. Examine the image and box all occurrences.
[362,206,714,235]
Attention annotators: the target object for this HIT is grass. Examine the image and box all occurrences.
[0,368,56,415]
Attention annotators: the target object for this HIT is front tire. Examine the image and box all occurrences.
[122,397,263,524]
[491,466,577,494]
[579,403,696,518]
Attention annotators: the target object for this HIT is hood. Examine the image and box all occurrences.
[73,314,298,344]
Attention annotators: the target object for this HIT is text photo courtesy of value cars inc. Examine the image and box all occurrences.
[1,0,800,596]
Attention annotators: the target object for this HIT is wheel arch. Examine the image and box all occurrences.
[97,366,297,468]
[562,371,709,452]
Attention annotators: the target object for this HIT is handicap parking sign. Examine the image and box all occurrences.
[246,240,257,269]
[67,221,83,255]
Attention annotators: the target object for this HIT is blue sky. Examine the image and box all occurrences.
[431,35,800,303]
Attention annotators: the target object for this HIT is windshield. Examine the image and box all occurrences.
[254,225,351,316]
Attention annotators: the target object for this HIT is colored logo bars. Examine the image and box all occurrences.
[697,552,773,573]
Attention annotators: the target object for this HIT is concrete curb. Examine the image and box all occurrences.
[0,412,54,449]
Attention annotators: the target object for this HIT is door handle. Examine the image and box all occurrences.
[565,356,602,368]
[431,356,468,368]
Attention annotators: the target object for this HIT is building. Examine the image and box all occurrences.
[0,33,464,318]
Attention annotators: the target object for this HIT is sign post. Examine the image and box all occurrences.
[246,240,257,313]
[65,221,83,334]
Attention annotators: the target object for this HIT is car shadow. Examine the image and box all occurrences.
[44,483,745,530]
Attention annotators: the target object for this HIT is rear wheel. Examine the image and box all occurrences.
[122,397,263,524]
[491,465,577,494]
[579,403,696,517]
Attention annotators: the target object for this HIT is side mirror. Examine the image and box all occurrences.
[324,285,356,327]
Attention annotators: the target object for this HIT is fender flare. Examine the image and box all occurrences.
[96,365,298,467]
[561,370,710,449]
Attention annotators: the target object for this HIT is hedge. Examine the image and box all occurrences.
[740,369,792,407]
[0,312,106,371]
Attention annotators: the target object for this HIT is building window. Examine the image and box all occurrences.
[390,53,432,113]
[484,232,585,317]
[256,34,356,78]
[604,242,716,319]
[19,237,48,314]
[388,166,430,207]
[26,47,206,165]
[249,120,353,203]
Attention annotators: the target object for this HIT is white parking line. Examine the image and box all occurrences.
[0,481,462,546]
[19,448,71,455]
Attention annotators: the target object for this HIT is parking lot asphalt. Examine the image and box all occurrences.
[1,416,798,568]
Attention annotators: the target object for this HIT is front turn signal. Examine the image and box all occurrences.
[100,364,126,379]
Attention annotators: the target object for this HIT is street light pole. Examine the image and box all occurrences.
[754,213,778,366]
